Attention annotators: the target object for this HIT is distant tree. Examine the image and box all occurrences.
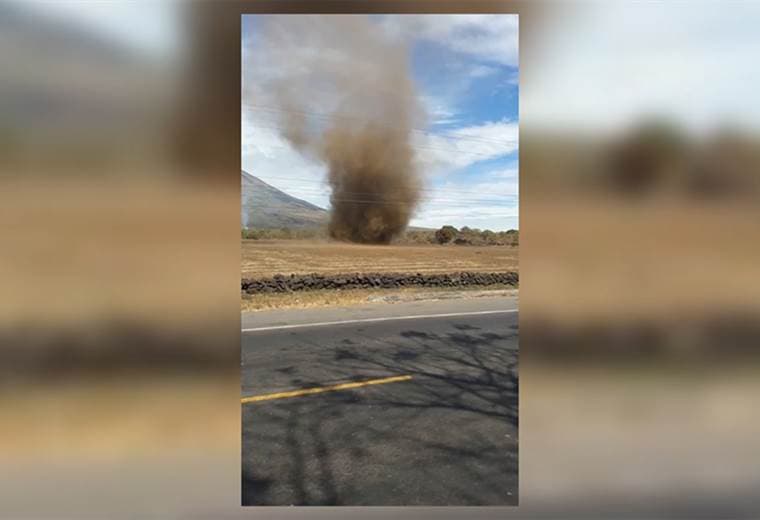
[242,228,261,240]
[481,229,496,243]
[608,119,687,196]
[403,229,435,244]
[434,225,458,244]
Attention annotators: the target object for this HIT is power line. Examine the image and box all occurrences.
[245,125,514,160]
[245,109,518,152]
[245,128,513,160]
[244,187,518,205]
[242,103,518,147]
[243,200,517,210]
[252,187,517,205]
[243,200,518,214]
[244,173,518,198]
[243,102,518,146]
[242,195,518,210]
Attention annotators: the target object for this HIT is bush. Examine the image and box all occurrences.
[402,229,436,244]
[241,227,326,240]
[481,229,496,242]
[434,225,458,244]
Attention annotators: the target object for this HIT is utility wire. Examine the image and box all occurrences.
[245,123,514,159]
[242,103,518,147]
[244,173,517,198]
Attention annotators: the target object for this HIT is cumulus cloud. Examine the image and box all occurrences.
[379,14,519,66]
[414,120,519,173]
[420,94,460,126]
[410,163,519,230]
[242,112,330,208]
[411,201,518,230]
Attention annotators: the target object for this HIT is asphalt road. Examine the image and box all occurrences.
[241,296,518,506]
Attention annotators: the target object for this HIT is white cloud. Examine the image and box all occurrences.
[242,114,330,209]
[411,202,519,230]
[410,164,519,230]
[414,120,519,173]
[420,94,461,126]
[523,2,760,132]
[379,14,519,67]
[469,64,499,78]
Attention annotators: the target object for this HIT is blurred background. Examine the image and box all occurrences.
[1,0,759,518]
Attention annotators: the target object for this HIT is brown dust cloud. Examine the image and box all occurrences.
[254,15,425,243]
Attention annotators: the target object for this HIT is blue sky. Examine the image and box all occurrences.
[242,14,519,231]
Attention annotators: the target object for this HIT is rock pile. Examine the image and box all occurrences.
[241,271,518,294]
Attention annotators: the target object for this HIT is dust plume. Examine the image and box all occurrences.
[249,15,425,244]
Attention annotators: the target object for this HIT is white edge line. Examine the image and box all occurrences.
[241,309,518,333]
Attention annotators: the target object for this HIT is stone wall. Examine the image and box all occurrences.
[242,271,518,294]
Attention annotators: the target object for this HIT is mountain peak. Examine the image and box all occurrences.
[241,171,327,229]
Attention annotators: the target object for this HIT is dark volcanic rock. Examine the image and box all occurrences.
[242,271,519,294]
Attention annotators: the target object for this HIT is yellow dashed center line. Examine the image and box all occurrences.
[241,375,413,404]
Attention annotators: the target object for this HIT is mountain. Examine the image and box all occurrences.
[241,170,328,229]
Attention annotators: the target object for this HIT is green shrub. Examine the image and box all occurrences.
[434,225,458,244]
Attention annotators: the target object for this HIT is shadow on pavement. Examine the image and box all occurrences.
[242,321,518,506]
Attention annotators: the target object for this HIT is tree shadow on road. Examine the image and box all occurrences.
[242,321,518,506]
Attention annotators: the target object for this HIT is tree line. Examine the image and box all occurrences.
[242,225,518,246]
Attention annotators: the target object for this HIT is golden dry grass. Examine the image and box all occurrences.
[0,178,239,329]
[241,239,518,278]
[241,286,518,312]
[522,199,760,322]
[0,374,237,462]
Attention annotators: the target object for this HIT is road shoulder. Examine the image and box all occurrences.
[241,293,518,332]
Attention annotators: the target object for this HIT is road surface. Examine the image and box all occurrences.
[241,296,518,505]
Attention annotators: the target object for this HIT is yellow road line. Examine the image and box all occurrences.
[241,375,412,404]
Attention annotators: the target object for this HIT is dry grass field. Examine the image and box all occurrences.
[522,199,760,323]
[0,178,238,329]
[241,286,518,312]
[241,239,519,278]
